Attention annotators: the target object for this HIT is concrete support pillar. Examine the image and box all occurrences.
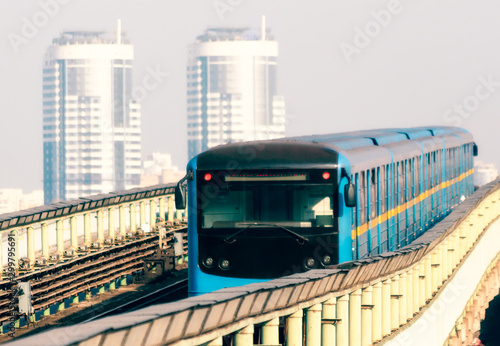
[84,213,91,245]
[56,220,64,254]
[286,309,303,346]
[349,289,362,346]
[336,295,349,345]
[70,216,78,249]
[372,281,383,342]
[418,263,426,308]
[119,205,126,236]
[261,317,279,345]
[425,256,432,302]
[140,201,146,227]
[72,295,79,304]
[58,301,65,311]
[361,286,373,346]
[390,275,400,331]
[234,324,253,346]
[306,304,322,346]
[97,210,104,243]
[120,276,128,287]
[167,195,175,221]
[406,270,413,321]
[130,203,136,232]
[27,226,35,265]
[108,207,115,240]
[42,223,49,259]
[150,199,156,229]
[382,278,391,336]
[176,209,183,220]
[159,197,166,222]
[399,273,407,325]
[322,298,337,346]
[431,251,439,294]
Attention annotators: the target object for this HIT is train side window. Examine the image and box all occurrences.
[370,168,377,220]
[381,165,387,213]
[352,174,357,231]
[398,161,404,204]
[425,153,432,190]
[360,171,366,225]
[415,156,420,195]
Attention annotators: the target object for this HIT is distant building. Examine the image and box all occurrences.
[43,20,141,204]
[474,161,498,187]
[187,16,286,159]
[140,152,185,186]
[0,189,44,215]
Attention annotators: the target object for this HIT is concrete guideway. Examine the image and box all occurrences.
[5,178,500,346]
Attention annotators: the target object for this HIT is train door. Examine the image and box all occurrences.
[368,168,379,255]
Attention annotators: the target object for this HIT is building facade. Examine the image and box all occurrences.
[43,23,141,204]
[187,17,286,159]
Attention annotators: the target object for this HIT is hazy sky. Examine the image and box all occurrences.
[1,0,499,192]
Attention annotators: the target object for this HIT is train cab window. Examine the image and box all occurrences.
[200,179,335,229]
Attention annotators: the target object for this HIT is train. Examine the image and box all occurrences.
[175,127,477,296]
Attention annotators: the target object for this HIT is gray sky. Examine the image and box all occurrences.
[1,0,499,192]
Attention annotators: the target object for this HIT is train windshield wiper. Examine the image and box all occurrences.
[223,222,309,245]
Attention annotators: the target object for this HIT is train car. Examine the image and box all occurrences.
[175,127,477,296]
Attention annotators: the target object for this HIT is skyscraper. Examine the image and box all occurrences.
[187,16,286,159]
[43,21,141,204]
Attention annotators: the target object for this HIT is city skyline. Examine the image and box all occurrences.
[1,1,499,193]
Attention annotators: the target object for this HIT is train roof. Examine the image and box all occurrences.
[196,127,474,173]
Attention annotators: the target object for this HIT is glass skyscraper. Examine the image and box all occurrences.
[187,17,286,159]
[43,22,141,204]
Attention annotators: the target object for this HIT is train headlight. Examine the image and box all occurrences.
[219,258,230,270]
[322,255,332,265]
[304,257,316,269]
[203,256,215,268]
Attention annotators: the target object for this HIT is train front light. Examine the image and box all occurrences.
[304,257,316,269]
[203,256,215,268]
[322,255,332,265]
[219,258,230,270]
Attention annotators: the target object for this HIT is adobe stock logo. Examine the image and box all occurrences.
[339,0,404,64]
[7,0,71,54]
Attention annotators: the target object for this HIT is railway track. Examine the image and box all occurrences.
[0,226,187,327]
[81,279,188,323]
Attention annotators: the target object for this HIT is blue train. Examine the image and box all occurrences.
[175,127,477,296]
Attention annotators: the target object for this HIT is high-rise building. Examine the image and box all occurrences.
[43,21,141,204]
[187,16,286,159]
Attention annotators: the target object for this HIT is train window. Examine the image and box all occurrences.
[381,165,387,213]
[425,153,432,190]
[200,182,335,229]
[415,156,420,195]
[352,174,357,231]
[360,171,366,225]
[370,169,377,220]
[398,162,404,205]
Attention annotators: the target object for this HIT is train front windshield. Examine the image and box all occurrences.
[199,172,335,231]
[196,170,338,278]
